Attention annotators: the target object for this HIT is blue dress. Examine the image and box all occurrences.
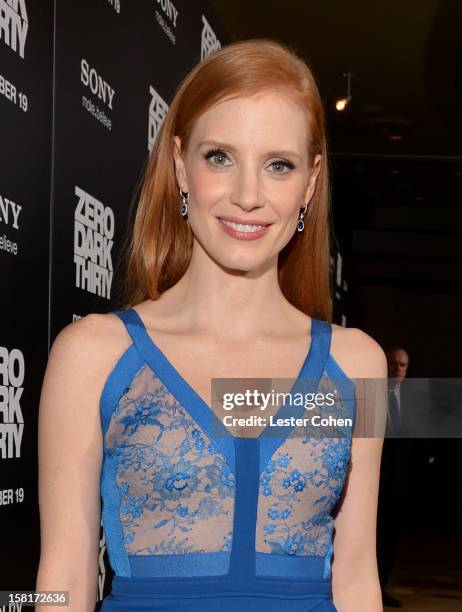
[100,308,356,611]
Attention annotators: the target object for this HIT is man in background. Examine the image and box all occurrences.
[386,347,410,437]
[377,346,411,608]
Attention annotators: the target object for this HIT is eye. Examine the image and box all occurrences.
[267,159,295,175]
[204,148,232,167]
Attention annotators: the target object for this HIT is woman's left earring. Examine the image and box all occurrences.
[179,188,189,217]
[297,203,308,232]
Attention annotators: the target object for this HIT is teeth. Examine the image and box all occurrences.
[220,219,266,232]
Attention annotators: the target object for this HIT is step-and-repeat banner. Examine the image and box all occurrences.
[1,0,54,594]
[1,0,227,606]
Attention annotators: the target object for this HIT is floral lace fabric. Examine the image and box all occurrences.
[104,364,352,559]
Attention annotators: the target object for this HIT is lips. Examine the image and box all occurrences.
[216,216,271,241]
[219,219,267,232]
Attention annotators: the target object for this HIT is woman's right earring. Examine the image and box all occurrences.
[297,202,308,232]
[179,189,189,217]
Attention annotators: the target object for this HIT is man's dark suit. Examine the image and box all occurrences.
[376,381,414,591]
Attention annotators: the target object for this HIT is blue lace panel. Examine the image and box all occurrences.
[255,371,353,557]
[104,364,235,555]
[104,365,353,560]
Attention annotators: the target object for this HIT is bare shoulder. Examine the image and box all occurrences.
[51,311,128,346]
[330,322,388,379]
[46,311,132,390]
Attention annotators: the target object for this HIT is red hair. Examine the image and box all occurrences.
[117,38,334,321]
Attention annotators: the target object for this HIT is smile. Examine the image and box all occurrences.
[220,219,266,232]
[217,217,271,241]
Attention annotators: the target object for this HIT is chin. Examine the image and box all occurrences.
[215,253,268,275]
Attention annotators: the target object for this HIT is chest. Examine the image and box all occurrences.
[147,332,314,438]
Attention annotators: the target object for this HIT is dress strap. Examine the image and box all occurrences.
[312,318,332,363]
[112,307,148,349]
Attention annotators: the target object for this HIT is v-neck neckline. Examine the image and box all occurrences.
[124,307,321,442]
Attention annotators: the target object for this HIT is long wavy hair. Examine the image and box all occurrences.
[116,38,334,321]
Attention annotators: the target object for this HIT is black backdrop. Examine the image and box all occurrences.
[1,0,54,596]
[1,1,347,607]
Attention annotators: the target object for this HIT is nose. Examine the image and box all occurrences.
[231,163,264,211]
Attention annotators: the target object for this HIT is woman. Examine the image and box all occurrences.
[37,39,387,611]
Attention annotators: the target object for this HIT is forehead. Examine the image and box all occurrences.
[189,91,309,150]
[388,350,409,363]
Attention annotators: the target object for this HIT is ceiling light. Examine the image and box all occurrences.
[335,71,354,111]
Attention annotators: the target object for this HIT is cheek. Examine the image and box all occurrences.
[268,179,305,217]
[188,166,227,210]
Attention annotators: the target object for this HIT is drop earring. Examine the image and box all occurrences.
[179,188,189,217]
[297,202,308,232]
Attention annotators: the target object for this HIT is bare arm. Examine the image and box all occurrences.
[331,328,388,611]
[36,314,125,611]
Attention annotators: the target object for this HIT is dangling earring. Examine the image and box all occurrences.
[179,188,189,217]
[297,202,308,232]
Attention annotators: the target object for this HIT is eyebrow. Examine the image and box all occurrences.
[198,140,302,161]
